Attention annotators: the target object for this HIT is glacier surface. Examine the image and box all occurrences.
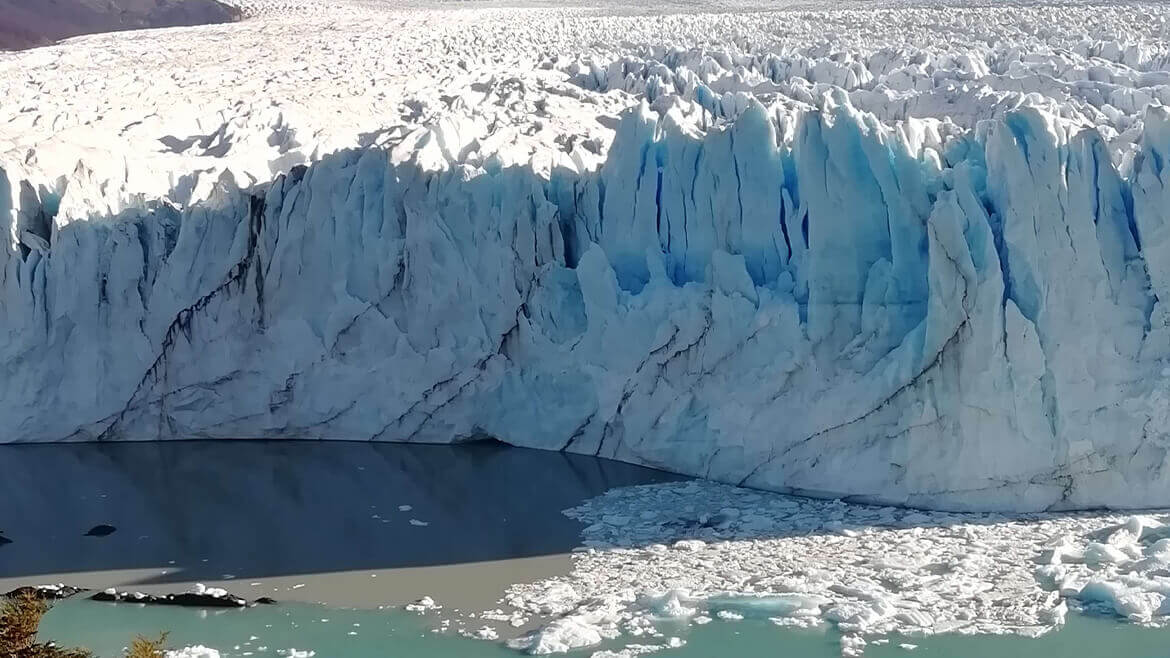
[4,0,1170,512]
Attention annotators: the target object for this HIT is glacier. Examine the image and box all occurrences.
[4,90,1170,512]
[4,0,1170,513]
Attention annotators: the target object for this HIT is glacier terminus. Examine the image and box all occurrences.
[3,0,1170,513]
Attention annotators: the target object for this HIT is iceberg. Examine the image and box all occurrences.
[3,91,1170,512]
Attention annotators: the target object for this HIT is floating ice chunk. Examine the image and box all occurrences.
[1083,542,1130,565]
[406,596,440,613]
[871,556,917,570]
[191,583,229,598]
[589,645,666,658]
[166,648,221,658]
[894,610,934,627]
[645,590,696,618]
[841,635,867,657]
[1124,516,1163,541]
[825,598,898,631]
[711,593,829,618]
[1077,580,1165,621]
[1041,601,1068,626]
[509,617,604,654]
[511,582,580,616]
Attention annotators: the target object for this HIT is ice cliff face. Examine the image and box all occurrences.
[4,91,1170,512]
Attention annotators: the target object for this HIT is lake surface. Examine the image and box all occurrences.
[38,598,1170,658]
[7,440,1170,657]
[0,440,680,609]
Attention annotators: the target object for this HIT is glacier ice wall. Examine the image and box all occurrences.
[4,97,1170,512]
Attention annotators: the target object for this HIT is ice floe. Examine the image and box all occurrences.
[406,596,441,613]
[501,481,1170,655]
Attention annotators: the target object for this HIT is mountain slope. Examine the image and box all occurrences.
[0,0,241,50]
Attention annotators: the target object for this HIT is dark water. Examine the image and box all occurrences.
[0,439,681,607]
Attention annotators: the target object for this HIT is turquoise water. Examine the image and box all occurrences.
[39,600,1170,658]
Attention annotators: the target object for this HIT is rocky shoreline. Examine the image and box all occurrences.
[5,583,273,608]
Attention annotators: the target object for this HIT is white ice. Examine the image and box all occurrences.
[165,648,220,658]
[499,481,1170,655]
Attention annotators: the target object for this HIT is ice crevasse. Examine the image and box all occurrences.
[3,92,1170,512]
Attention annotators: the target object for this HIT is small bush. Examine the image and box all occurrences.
[126,633,169,658]
[0,591,47,653]
[2,591,173,658]
[0,591,92,657]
